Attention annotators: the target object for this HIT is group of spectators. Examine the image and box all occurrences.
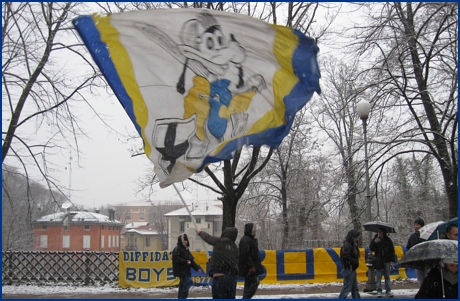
[170,218,457,299]
[171,223,263,299]
[408,219,458,299]
[339,218,458,299]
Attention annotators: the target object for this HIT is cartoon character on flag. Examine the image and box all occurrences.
[72,8,321,187]
[134,11,266,172]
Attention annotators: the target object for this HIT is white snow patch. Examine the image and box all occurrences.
[2,280,420,299]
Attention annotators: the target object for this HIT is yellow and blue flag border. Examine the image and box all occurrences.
[73,9,320,179]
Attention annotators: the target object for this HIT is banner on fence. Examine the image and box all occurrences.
[118,246,409,288]
[118,251,178,288]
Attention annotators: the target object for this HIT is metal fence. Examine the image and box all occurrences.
[2,251,118,285]
[2,245,342,286]
[302,240,341,249]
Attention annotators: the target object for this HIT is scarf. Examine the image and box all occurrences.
[440,266,458,285]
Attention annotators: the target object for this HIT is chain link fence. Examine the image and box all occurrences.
[302,240,342,249]
[2,251,118,285]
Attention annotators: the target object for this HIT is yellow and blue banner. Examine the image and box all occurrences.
[73,9,321,188]
[118,251,178,288]
[119,247,413,288]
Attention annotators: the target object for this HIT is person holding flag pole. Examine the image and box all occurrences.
[73,10,320,297]
[196,227,239,299]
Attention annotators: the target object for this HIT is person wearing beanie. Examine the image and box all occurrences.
[196,227,239,299]
[338,229,361,299]
[415,257,458,299]
[406,218,429,287]
[172,233,202,299]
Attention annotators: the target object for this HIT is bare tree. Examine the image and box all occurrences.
[241,109,332,249]
[2,2,103,206]
[375,155,447,245]
[2,165,66,250]
[350,2,458,218]
[236,193,282,250]
[310,58,373,243]
[196,147,274,230]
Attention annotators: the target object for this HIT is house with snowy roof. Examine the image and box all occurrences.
[121,222,163,251]
[32,208,123,251]
[164,202,223,251]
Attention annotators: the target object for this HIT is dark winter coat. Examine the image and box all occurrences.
[340,230,360,271]
[172,234,200,278]
[238,223,264,277]
[415,266,458,299]
[198,227,239,277]
[369,230,395,269]
[406,231,424,250]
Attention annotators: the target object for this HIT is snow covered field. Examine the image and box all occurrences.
[2,281,420,299]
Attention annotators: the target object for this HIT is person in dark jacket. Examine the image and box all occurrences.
[415,257,458,299]
[338,229,361,299]
[196,227,239,299]
[369,227,396,297]
[238,223,264,299]
[172,233,202,299]
[406,218,428,287]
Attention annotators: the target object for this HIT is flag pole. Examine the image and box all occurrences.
[173,183,210,260]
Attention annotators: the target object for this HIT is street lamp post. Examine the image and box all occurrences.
[356,99,376,292]
[357,100,372,243]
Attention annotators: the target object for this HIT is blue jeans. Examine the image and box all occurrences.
[212,275,237,299]
[338,268,360,299]
[375,262,391,293]
[243,274,260,299]
[178,276,190,299]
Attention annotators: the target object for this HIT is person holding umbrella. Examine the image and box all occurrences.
[415,257,458,299]
[400,239,458,299]
[369,227,396,297]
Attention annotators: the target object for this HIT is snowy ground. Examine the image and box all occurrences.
[2,280,420,299]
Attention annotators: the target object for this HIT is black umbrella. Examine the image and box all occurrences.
[363,221,396,233]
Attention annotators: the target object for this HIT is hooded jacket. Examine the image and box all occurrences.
[238,223,264,277]
[172,233,200,278]
[340,230,360,271]
[198,227,239,277]
[369,228,395,265]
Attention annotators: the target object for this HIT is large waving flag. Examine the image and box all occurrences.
[73,9,321,188]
